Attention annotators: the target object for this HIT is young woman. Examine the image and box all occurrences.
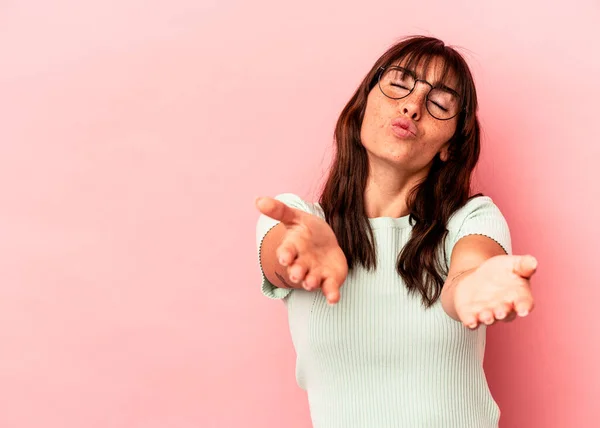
[255,35,537,428]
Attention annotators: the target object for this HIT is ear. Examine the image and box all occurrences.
[439,145,450,162]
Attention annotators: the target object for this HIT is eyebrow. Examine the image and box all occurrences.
[437,83,460,97]
[398,66,460,96]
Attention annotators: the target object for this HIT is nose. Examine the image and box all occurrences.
[399,83,430,121]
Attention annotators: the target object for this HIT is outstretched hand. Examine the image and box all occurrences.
[256,196,348,304]
[454,255,538,329]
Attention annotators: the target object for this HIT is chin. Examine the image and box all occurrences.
[384,144,412,159]
[364,139,412,163]
[377,151,412,167]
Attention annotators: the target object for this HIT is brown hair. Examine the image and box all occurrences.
[318,35,482,307]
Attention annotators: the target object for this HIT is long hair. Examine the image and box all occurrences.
[318,35,481,307]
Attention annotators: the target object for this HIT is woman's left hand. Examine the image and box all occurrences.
[454,255,538,329]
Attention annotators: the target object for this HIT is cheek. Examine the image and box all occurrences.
[361,98,389,141]
[426,121,457,148]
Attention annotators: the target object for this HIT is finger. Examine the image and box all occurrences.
[321,277,340,305]
[492,302,513,320]
[478,308,495,325]
[456,305,479,329]
[302,273,322,291]
[287,262,309,285]
[255,196,302,225]
[465,317,480,330]
[276,242,298,267]
[513,255,538,279]
[513,294,535,317]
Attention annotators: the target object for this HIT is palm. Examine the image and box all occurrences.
[454,255,537,328]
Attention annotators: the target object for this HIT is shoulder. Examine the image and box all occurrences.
[446,195,512,255]
[447,195,505,229]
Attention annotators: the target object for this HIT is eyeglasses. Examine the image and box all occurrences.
[377,66,462,121]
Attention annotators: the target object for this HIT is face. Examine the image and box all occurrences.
[360,56,459,174]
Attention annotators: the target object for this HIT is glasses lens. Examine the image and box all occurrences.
[427,88,460,120]
[379,67,415,99]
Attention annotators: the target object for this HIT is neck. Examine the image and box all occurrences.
[364,162,429,218]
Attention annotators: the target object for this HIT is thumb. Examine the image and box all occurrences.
[255,196,300,225]
[513,255,538,279]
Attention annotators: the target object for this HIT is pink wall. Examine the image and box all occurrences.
[0,1,598,427]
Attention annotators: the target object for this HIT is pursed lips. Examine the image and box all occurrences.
[390,117,418,138]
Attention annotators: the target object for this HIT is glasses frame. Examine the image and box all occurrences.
[377,66,464,121]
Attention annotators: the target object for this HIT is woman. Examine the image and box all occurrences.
[254,35,537,428]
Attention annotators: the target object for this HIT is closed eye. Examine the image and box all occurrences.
[430,100,448,112]
[391,83,411,90]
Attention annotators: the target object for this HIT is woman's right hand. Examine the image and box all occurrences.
[255,196,348,305]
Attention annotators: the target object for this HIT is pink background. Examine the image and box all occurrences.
[0,1,598,427]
